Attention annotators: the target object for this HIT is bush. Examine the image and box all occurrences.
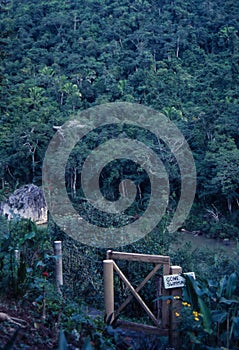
[0,215,53,297]
[177,273,239,349]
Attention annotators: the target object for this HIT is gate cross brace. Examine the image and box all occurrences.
[115,263,162,318]
[112,261,160,327]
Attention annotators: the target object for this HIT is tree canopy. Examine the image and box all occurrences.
[0,0,239,238]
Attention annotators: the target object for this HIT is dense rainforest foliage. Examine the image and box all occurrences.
[0,0,239,238]
[1,2,239,348]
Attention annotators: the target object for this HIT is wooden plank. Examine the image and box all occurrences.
[112,261,161,327]
[161,262,171,328]
[116,320,168,336]
[115,263,162,316]
[163,262,170,275]
[170,266,182,274]
[107,250,170,264]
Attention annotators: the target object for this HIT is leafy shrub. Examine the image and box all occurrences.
[0,215,53,297]
[178,273,239,349]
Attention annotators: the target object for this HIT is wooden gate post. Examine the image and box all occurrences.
[169,265,182,350]
[103,260,114,323]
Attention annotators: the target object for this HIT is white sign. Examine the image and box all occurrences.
[184,272,196,280]
[163,272,195,289]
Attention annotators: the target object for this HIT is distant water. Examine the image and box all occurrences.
[173,231,238,258]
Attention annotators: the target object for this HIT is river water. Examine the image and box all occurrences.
[173,231,238,257]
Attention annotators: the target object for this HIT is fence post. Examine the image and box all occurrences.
[162,261,171,328]
[54,241,63,292]
[103,259,114,323]
[169,265,182,350]
[14,249,20,263]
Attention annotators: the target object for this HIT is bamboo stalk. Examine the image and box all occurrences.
[54,241,63,292]
[103,260,114,323]
[14,249,20,263]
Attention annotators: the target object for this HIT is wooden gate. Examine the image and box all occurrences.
[103,250,182,348]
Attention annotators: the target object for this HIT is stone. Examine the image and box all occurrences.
[0,184,47,224]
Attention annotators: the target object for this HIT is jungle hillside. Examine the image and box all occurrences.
[1,0,239,238]
[0,0,239,349]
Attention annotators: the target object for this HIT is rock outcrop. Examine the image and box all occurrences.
[0,184,47,224]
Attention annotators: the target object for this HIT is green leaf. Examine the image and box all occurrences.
[153,295,174,302]
[82,336,94,350]
[231,317,239,338]
[219,297,239,305]
[183,274,200,310]
[225,272,238,299]
[18,231,35,246]
[198,297,212,334]
[58,329,68,350]
[217,275,227,299]
[188,331,201,344]
[212,310,227,323]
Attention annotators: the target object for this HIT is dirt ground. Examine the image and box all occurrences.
[0,298,57,349]
[0,298,168,349]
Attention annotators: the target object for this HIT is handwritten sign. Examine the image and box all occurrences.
[163,272,195,289]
